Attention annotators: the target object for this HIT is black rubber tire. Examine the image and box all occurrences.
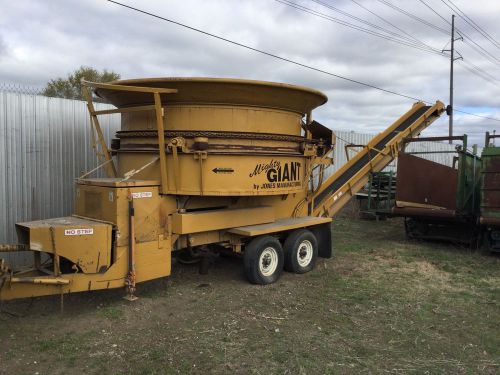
[405,218,429,239]
[284,229,318,274]
[243,236,284,285]
[177,250,202,265]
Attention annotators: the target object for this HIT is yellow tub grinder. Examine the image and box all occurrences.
[0,78,444,300]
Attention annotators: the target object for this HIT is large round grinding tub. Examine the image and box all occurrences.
[96,78,328,196]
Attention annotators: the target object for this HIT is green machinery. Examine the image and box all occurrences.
[357,171,396,220]
[385,133,499,250]
[480,132,500,251]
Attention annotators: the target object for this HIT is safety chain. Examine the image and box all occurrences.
[116,130,313,143]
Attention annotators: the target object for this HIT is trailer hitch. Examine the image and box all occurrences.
[0,245,27,291]
[0,244,27,252]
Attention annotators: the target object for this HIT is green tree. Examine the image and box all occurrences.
[42,66,120,100]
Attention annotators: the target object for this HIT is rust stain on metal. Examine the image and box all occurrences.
[396,153,458,210]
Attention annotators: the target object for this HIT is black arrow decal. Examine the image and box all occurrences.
[212,167,234,174]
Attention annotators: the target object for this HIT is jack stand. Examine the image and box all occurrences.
[123,291,138,302]
[199,255,210,275]
[124,195,138,301]
[197,245,212,275]
[124,276,138,301]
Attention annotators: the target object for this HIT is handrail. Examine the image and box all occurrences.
[81,80,178,193]
[81,80,178,94]
[82,82,117,178]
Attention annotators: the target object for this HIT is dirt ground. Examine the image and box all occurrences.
[0,218,499,374]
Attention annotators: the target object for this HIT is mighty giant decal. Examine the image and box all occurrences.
[250,160,302,190]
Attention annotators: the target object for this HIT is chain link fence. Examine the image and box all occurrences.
[0,83,44,95]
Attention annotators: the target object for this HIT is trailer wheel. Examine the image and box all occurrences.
[284,229,318,273]
[244,236,284,285]
[405,218,429,239]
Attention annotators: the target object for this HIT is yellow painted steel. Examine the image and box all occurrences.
[0,240,171,300]
[16,217,112,274]
[227,217,332,237]
[172,206,275,234]
[95,77,327,114]
[0,78,444,301]
[10,277,70,285]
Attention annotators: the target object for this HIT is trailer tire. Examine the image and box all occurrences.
[244,236,284,285]
[284,229,318,273]
[177,251,202,265]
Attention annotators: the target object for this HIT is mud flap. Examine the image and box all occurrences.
[311,222,332,258]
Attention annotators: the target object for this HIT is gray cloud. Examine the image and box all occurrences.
[0,0,498,145]
[0,34,6,59]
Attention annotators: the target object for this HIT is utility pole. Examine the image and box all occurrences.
[449,15,455,144]
[443,15,463,144]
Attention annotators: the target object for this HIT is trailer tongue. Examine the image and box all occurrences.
[0,78,445,301]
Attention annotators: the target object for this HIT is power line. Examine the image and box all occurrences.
[312,0,500,89]
[458,57,500,86]
[104,0,500,123]
[417,0,451,25]
[462,39,500,69]
[375,0,449,35]
[316,2,500,111]
[276,0,445,57]
[410,0,500,87]
[280,0,443,55]
[441,39,451,51]
[106,0,420,101]
[442,0,500,51]
[284,1,500,117]
[379,0,500,77]
[461,33,500,65]
[309,0,437,51]
[413,1,500,123]
[418,0,500,67]
[435,0,500,62]
[458,62,500,86]
[309,0,420,44]
[290,1,500,90]
[348,0,437,52]
[454,108,500,122]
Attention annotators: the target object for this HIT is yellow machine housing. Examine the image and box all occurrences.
[0,78,445,301]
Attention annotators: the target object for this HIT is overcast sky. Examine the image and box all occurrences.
[1,0,499,145]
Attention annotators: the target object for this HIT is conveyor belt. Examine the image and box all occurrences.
[312,102,444,216]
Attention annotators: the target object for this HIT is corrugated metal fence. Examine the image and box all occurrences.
[0,90,120,265]
[322,130,461,181]
[0,90,466,266]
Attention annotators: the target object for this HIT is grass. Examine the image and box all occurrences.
[35,331,98,358]
[99,305,124,321]
[0,218,499,374]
